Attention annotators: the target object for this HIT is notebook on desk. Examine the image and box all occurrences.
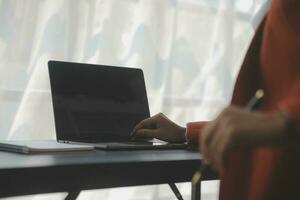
[0,140,94,154]
[48,61,187,150]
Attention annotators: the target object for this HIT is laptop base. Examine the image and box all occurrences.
[93,142,188,150]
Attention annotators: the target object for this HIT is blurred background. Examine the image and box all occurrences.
[0,0,270,199]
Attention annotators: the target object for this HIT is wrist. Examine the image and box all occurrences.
[278,108,300,150]
[266,109,290,145]
[179,127,187,143]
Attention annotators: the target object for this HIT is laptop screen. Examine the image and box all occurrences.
[48,61,150,142]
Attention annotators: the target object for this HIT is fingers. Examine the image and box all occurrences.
[134,129,158,139]
[131,114,161,139]
[130,112,186,143]
[208,127,231,171]
[200,106,238,171]
[200,121,218,164]
[131,120,153,139]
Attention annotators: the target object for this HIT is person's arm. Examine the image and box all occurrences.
[130,112,208,146]
[197,18,271,170]
[188,18,267,148]
[131,19,267,146]
[199,82,300,171]
[130,113,186,143]
[179,18,268,148]
[185,121,208,147]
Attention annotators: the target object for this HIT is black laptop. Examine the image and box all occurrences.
[48,61,187,150]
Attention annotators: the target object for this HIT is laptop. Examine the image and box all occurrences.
[48,60,187,150]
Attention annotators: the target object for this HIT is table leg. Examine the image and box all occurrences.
[168,183,184,200]
[65,191,80,200]
[191,181,201,200]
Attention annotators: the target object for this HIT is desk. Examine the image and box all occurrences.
[0,149,217,199]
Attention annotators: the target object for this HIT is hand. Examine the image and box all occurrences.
[130,113,186,143]
[200,106,288,172]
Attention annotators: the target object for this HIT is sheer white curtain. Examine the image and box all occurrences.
[0,0,270,199]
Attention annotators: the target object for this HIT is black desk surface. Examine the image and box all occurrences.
[0,149,215,198]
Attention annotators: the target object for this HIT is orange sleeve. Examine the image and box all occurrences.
[186,121,208,148]
[231,18,266,106]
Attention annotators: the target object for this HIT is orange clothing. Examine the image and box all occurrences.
[187,1,300,199]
